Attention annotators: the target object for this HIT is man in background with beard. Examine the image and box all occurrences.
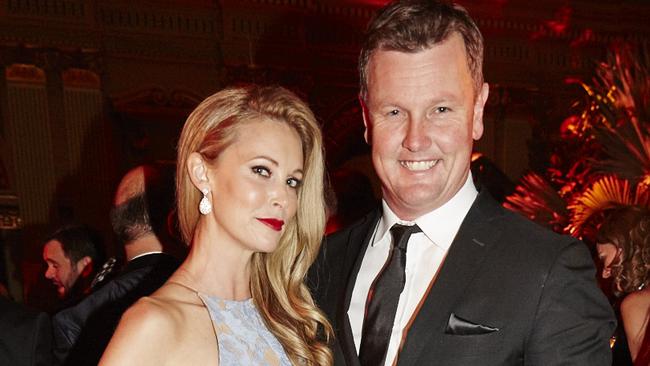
[42,224,107,309]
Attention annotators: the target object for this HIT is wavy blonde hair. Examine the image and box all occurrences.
[176,85,332,365]
[597,205,650,296]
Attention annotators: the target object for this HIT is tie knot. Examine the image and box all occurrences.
[389,223,422,250]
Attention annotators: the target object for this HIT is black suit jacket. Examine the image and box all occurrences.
[310,191,616,366]
[0,297,52,366]
[52,252,179,366]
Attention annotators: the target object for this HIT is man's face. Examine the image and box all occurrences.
[43,240,83,298]
[362,33,489,220]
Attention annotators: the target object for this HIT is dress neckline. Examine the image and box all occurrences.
[167,280,253,305]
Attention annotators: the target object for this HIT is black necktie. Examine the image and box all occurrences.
[359,223,422,366]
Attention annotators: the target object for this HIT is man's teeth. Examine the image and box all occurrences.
[401,160,437,171]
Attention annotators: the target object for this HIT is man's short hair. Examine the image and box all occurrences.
[359,0,485,98]
[110,163,176,246]
[45,224,104,265]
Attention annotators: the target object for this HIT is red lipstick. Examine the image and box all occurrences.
[257,218,284,231]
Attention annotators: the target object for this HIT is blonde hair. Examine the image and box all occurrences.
[176,85,332,365]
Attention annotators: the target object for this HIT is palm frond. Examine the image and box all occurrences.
[583,46,650,182]
[591,119,650,182]
[566,176,650,239]
[504,172,568,232]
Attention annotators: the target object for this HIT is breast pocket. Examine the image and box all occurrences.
[439,330,504,360]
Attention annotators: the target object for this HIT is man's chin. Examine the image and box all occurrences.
[387,188,448,218]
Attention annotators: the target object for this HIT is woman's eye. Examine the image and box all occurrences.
[387,109,400,117]
[286,177,301,188]
[252,166,271,177]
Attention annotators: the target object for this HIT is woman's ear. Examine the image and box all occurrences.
[187,152,210,190]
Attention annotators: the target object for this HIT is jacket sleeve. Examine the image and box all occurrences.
[525,240,616,365]
[32,311,53,366]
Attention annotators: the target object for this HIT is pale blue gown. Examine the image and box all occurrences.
[197,293,292,366]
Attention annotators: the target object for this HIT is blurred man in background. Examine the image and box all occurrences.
[42,224,105,305]
[52,163,182,365]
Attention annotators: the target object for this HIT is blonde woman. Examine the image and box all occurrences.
[100,85,332,365]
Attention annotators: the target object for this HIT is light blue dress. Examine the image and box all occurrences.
[197,293,292,366]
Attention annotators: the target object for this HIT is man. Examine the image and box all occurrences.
[310,1,616,365]
[52,163,182,365]
[0,296,52,366]
[43,225,104,302]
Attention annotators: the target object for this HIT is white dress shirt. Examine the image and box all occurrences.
[348,174,478,366]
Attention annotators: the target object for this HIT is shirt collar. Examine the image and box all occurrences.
[129,251,163,261]
[375,173,478,250]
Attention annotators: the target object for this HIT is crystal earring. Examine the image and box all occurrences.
[199,188,212,215]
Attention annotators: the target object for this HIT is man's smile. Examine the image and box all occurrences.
[400,160,439,171]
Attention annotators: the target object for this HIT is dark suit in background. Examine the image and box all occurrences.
[52,253,179,365]
[0,296,52,366]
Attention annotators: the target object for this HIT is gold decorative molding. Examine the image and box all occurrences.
[110,86,204,122]
[98,5,218,37]
[112,86,202,109]
[5,64,45,84]
[62,68,100,89]
[7,0,86,19]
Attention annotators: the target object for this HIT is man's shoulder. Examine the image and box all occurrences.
[477,205,592,283]
[469,195,581,269]
[476,193,574,244]
[325,209,379,244]
[502,207,575,247]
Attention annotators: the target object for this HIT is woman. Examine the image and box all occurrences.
[597,205,650,365]
[100,85,332,365]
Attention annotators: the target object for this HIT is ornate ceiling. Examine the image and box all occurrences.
[0,0,648,224]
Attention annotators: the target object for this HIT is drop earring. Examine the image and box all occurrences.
[199,188,212,215]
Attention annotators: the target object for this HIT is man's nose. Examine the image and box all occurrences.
[402,116,432,152]
[45,267,55,279]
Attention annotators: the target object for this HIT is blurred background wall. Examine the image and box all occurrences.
[0,0,648,303]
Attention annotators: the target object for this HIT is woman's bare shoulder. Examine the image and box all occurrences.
[99,284,205,366]
[129,282,206,328]
[621,288,650,316]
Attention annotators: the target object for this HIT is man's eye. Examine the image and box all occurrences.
[387,109,400,116]
[435,106,450,113]
[287,177,302,188]
[252,166,271,177]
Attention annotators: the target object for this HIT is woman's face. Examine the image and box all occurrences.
[206,118,304,254]
[596,242,620,279]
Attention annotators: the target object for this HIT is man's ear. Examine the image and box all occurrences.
[186,152,210,190]
[472,82,489,141]
[78,256,93,278]
[359,95,371,144]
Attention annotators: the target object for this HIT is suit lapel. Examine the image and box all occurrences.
[397,191,505,365]
[337,209,381,366]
